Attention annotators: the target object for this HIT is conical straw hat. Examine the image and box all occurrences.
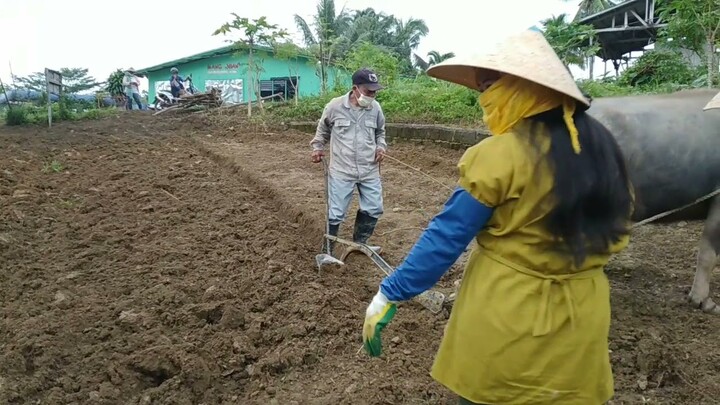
[703,91,720,110]
[426,29,590,107]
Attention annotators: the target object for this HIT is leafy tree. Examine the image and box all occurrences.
[11,72,46,92]
[59,68,99,94]
[342,42,401,86]
[12,67,98,94]
[336,10,429,74]
[618,50,696,87]
[658,0,720,87]
[274,42,316,105]
[214,14,289,116]
[294,0,351,94]
[541,13,600,70]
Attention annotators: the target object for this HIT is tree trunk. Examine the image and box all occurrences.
[707,37,714,88]
[256,69,263,112]
[247,49,253,117]
[318,41,326,94]
[711,34,718,87]
[292,73,299,106]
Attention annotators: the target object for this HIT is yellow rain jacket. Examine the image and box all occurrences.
[430,120,629,404]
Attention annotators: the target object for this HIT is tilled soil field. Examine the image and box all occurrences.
[1,112,720,404]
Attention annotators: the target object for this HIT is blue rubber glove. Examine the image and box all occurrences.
[363,187,493,357]
[380,186,494,302]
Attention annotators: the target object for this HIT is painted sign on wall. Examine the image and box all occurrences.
[207,62,242,74]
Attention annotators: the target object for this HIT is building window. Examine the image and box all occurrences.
[259,77,299,101]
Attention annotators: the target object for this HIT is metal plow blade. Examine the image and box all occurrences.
[315,253,344,270]
[414,290,445,314]
[325,235,446,314]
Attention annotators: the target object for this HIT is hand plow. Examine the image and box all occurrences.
[315,159,446,314]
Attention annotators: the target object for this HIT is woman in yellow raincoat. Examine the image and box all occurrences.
[362,28,634,404]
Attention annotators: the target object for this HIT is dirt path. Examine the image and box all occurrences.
[1,113,719,404]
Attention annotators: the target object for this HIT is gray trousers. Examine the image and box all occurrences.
[327,174,383,225]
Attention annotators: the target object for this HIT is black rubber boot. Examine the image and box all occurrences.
[327,223,340,256]
[353,210,378,244]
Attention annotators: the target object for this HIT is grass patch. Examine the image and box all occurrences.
[42,160,65,174]
[3,102,118,127]
[265,75,484,126]
[263,74,705,128]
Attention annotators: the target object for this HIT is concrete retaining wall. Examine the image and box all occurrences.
[288,121,491,149]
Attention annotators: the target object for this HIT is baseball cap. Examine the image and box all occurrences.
[352,68,384,91]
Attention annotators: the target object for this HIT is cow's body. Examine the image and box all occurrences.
[586,88,720,312]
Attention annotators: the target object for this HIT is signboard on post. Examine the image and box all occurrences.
[45,68,62,128]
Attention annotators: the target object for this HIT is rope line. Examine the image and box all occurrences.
[632,187,720,228]
[380,153,720,229]
[383,154,455,192]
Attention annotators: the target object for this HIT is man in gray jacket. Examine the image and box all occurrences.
[311,68,387,253]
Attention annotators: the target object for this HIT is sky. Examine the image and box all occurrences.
[0,0,590,91]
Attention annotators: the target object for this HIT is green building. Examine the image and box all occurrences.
[136,44,344,105]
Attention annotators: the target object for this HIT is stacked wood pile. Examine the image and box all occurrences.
[153,87,223,115]
[179,87,222,108]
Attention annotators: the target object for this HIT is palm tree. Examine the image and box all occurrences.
[413,50,456,72]
[294,2,431,81]
[338,8,397,56]
[541,13,599,70]
[427,50,455,66]
[294,0,351,92]
[391,18,430,72]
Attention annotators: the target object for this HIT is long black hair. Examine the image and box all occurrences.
[529,99,633,268]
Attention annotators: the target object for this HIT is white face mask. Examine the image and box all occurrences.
[355,87,374,107]
[357,93,374,107]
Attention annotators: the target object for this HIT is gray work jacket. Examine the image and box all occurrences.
[310,92,387,182]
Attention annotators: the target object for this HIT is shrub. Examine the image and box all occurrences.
[4,106,30,126]
[618,50,696,88]
[265,75,483,126]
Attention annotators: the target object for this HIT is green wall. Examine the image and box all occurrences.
[146,49,346,104]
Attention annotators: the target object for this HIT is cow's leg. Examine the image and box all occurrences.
[688,196,720,314]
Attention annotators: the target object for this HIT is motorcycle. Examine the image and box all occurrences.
[151,75,198,110]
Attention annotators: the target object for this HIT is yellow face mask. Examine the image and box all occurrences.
[478,74,582,154]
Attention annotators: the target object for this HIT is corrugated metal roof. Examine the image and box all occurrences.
[577,0,642,25]
[135,43,313,74]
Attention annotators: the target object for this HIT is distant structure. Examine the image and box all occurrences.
[578,0,667,78]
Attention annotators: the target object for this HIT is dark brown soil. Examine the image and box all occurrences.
[1,112,718,404]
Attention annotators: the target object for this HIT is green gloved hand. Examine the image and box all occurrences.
[362,289,397,357]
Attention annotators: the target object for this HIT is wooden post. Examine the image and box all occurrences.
[45,68,62,128]
[47,93,52,128]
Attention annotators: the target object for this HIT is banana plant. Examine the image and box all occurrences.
[105,69,126,105]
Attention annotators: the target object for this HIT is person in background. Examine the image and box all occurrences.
[310,68,387,254]
[169,67,186,98]
[361,28,634,405]
[123,68,143,110]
